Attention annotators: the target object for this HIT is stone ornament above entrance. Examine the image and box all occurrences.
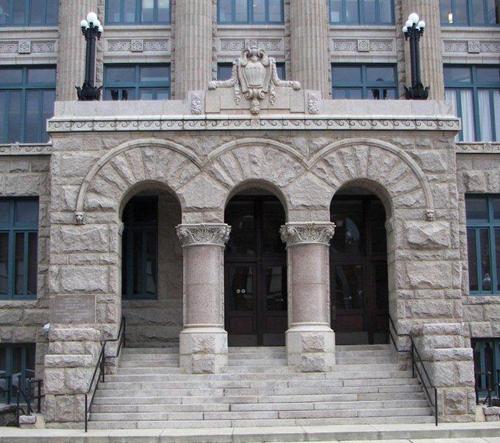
[208,46,301,115]
[280,222,336,247]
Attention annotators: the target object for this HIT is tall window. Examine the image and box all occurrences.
[440,0,499,26]
[122,196,158,300]
[217,62,285,80]
[329,0,394,25]
[332,64,398,99]
[103,64,170,100]
[106,0,170,24]
[0,344,36,403]
[0,199,39,300]
[445,65,500,142]
[473,338,500,401]
[466,195,500,295]
[218,0,284,24]
[0,0,58,26]
[0,66,56,144]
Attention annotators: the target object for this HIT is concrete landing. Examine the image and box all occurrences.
[0,422,499,442]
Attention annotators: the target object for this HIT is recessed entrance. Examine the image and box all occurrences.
[225,191,287,346]
[330,190,389,345]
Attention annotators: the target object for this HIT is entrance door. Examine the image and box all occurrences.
[225,195,287,346]
[330,195,388,345]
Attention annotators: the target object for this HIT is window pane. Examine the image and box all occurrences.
[253,0,265,22]
[466,197,489,221]
[467,229,478,291]
[269,0,282,22]
[494,198,500,220]
[262,200,285,254]
[0,233,8,296]
[29,0,45,25]
[366,66,395,83]
[345,0,359,24]
[27,232,37,295]
[107,0,121,23]
[28,67,56,84]
[495,91,500,141]
[106,66,136,84]
[0,91,7,144]
[363,0,376,23]
[276,63,285,80]
[476,67,500,84]
[124,0,136,23]
[485,0,498,24]
[330,0,341,22]
[142,0,154,22]
[25,91,42,143]
[496,228,500,291]
[444,66,471,83]
[265,265,285,311]
[7,91,22,144]
[0,201,8,224]
[333,66,362,83]
[144,230,157,296]
[480,229,492,291]
[453,0,469,24]
[41,89,55,143]
[46,0,58,25]
[472,0,486,24]
[156,89,170,100]
[219,0,232,22]
[379,0,392,23]
[478,90,493,142]
[1,69,23,84]
[235,0,248,22]
[15,200,38,225]
[14,233,24,295]
[12,0,27,25]
[440,0,452,24]
[218,64,233,80]
[0,0,9,25]
[460,89,475,142]
[158,0,170,22]
[140,65,169,82]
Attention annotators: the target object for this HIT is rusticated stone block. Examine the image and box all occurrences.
[57,266,109,294]
[405,262,453,289]
[54,225,109,253]
[302,334,326,353]
[444,389,468,416]
[406,221,450,249]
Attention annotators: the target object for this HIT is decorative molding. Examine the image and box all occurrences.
[106,38,170,53]
[219,38,283,53]
[456,142,500,154]
[332,38,394,53]
[0,143,52,156]
[130,39,144,52]
[191,92,203,115]
[444,39,500,54]
[307,92,321,115]
[18,40,31,54]
[48,116,461,133]
[280,222,336,247]
[0,39,56,55]
[176,224,231,248]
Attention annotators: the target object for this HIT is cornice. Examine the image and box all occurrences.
[0,143,52,156]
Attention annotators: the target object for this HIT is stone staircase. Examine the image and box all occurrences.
[88,344,434,429]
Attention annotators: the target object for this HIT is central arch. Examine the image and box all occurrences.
[224,184,288,346]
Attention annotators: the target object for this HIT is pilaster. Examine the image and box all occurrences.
[56,0,99,101]
[176,223,231,374]
[402,0,445,100]
[289,0,330,98]
[174,0,214,99]
[280,222,336,372]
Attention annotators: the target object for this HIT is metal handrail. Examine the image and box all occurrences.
[14,376,42,426]
[387,313,438,426]
[475,369,500,407]
[84,316,125,432]
[0,372,12,404]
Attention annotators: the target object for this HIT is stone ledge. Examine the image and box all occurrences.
[0,143,52,156]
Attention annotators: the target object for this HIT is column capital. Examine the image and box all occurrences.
[176,223,231,248]
[280,222,336,247]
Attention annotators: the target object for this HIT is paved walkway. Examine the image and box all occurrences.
[0,422,499,442]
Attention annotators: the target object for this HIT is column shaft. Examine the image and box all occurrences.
[56,0,99,101]
[402,0,445,100]
[289,0,330,98]
[176,224,230,374]
[174,0,213,99]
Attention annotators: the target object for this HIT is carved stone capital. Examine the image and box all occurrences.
[280,222,336,247]
[176,223,231,248]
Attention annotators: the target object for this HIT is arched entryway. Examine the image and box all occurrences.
[330,187,389,345]
[224,188,287,346]
[121,186,182,347]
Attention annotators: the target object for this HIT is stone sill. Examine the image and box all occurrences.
[456,142,500,154]
[0,143,52,157]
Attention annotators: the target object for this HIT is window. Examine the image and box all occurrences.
[440,0,499,26]
[329,0,394,25]
[445,65,500,142]
[0,343,36,403]
[103,64,170,100]
[0,66,56,144]
[217,62,286,80]
[106,0,170,24]
[0,199,39,300]
[332,64,398,99]
[122,196,158,300]
[218,0,283,24]
[473,338,500,401]
[466,195,500,295]
[0,0,58,26]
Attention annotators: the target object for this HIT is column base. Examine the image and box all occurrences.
[286,324,335,372]
[179,327,228,374]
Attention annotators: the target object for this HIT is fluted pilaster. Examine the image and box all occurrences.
[56,0,99,101]
[290,0,330,98]
[174,0,214,99]
[402,0,445,100]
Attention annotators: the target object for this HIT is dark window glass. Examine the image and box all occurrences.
[473,339,500,401]
[329,0,394,24]
[0,344,36,402]
[218,0,283,24]
[0,233,8,296]
[106,0,171,24]
[466,195,500,295]
[0,0,58,26]
[225,201,256,257]
[265,265,286,311]
[441,0,500,25]
[261,201,286,255]
[217,62,285,81]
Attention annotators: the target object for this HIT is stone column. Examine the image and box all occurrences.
[176,223,231,373]
[289,0,330,98]
[56,0,99,101]
[402,0,445,100]
[280,222,336,372]
[174,0,213,99]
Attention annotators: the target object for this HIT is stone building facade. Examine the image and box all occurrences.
[0,0,499,428]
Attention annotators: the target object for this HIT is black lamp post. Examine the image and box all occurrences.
[403,13,429,100]
[76,12,103,101]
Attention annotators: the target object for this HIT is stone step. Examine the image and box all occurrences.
[87,415,435,430]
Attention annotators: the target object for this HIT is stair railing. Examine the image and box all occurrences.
[84,316,126,432]
[14,373,43,426]
[387,313,438,426]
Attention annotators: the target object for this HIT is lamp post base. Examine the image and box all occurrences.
[405,83,430,100]
[76,83,102,101]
